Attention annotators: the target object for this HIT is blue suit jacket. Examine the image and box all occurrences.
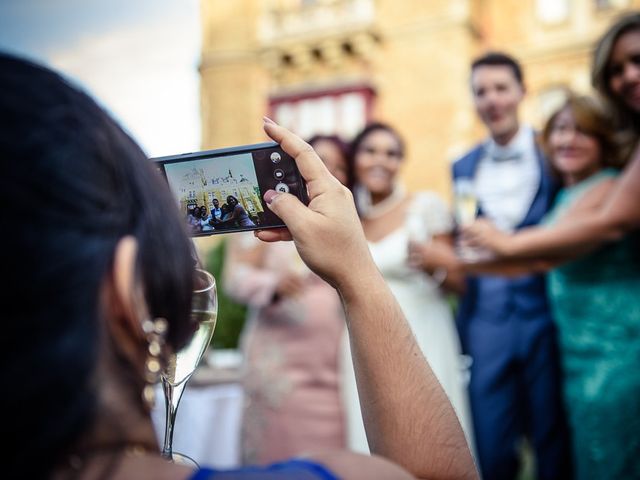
[452,139,559,352]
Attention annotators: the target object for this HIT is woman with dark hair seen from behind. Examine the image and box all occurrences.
[2,52,478,479]
[463,12,640,259]
[341,122,474,455]
[461,93,640,479]
[2,52,196,479]
[223,134,350,465]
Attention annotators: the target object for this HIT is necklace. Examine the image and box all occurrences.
[356,183,407,219]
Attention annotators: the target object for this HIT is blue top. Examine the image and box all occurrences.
[188,459,340,480]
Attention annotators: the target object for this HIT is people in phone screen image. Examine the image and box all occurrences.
[225,195,256,228]
[435,52,573,480]
[223,134,350,465]
[220,204,232,222]
[210,198,223,223]
[167,158,264,230]
[186,204,197,226]
[341,121,475,456]
[199,206,215,232]
[187,205,203,234]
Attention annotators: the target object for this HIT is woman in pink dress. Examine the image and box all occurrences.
[223,135,351,464]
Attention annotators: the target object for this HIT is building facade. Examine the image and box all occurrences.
[200,0,639,199]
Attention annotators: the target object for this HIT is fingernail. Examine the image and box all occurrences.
[263,116,277,125]
[264,189,279,204]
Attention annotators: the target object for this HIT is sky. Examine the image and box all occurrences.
[164,153,260,192]
[0,0,201,157]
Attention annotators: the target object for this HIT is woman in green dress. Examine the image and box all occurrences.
[462,94,640,479]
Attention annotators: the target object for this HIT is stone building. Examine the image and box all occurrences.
[199,0,639,199]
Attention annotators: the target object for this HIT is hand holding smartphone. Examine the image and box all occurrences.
[153,142,309,236]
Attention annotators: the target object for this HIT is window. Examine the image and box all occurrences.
[536,0,570,25]
[269,85,375,140]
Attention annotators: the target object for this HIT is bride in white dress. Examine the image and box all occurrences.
[341,122,475,455]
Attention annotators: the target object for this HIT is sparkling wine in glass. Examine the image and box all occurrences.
[453,178,481,261]
[453,178,478,228]
[161,268,217,467]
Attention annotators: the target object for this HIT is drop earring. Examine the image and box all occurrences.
[141,317,168,410]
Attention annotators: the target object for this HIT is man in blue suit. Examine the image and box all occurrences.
[453,52,571,480]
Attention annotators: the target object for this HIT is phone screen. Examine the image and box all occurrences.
[153,142,308,236]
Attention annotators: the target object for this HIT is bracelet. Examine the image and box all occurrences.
[431,267,448,287]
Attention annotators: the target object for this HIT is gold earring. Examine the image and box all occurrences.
[141,317,168,410]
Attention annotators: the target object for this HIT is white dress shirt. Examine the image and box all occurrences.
[473,126,541,231]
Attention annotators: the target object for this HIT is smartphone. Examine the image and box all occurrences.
[153,141,308,236]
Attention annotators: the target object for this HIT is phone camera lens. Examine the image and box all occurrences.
[270,152,281,164]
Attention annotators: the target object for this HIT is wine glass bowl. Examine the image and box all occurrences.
[161,268,218,466]
[453,178,478,228]
[453,179,482,261]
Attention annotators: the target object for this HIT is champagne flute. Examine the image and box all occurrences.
[453,178,478,228]
[453,178,480,261]
[161,268,218,466]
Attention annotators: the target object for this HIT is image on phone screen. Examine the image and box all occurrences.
[153,142,308,236]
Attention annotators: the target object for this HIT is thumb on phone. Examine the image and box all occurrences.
[263,189,310,235]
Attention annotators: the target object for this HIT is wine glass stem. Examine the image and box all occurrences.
[162,377,188,459]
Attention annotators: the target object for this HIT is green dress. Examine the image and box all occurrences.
[545,169,640,479]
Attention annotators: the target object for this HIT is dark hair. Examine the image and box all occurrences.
[542,93,625,179]
[307,133,352,187]
[308,134,349,158]
[346,122,405,214]
[471,51,524,85]
[0,53,195,477]
[592,12,640,133]
[348,121,405,163]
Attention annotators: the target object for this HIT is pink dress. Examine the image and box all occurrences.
[224,240,346,465]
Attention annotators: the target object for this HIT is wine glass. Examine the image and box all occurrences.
[453,178,478,228]
[453,178,480,261]
[161,268,218,466]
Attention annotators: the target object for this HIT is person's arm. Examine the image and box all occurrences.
[407,233,558,278]
[599,144,640,231]
[408,234,466,295]
[256,118,478,480]
[462,256,561,276]
[222,238,283,307]
[464,176,623,260]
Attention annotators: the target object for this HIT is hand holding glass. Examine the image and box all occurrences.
[161,268,218,466]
